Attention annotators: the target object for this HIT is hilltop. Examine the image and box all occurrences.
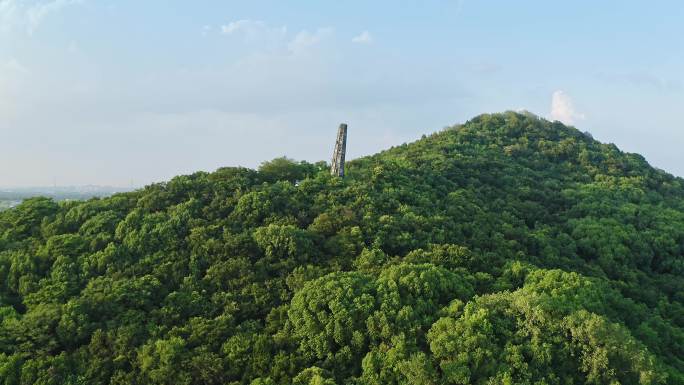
[1,112,683,384]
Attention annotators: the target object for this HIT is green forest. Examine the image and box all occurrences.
[1,112,684,384]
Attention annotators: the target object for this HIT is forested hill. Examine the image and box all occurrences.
[2,112,684,385]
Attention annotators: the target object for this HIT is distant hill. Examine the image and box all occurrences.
[0,186,133,211]
[0,185,132,200]
[1,112,683,384]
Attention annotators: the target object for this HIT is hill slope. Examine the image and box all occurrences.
[1,112,683,384]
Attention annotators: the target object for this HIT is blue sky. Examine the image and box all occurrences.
[0,0,682,187]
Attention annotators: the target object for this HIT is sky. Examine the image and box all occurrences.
[0,0,682,187]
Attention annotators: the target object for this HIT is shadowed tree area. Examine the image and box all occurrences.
[1,112,684,384]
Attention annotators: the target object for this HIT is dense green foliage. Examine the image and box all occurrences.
[1,112,684,384]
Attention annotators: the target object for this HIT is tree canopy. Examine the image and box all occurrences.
[1,112,684,384]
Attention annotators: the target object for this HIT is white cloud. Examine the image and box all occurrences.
[217,19,287,46]
[26,0,81,34]
[287,27,332,54]
[0,0,20,31]
[221,19,264,35]
[2,58,29,74]
[550,90,585,125]
[352,30,373,44]
[0,58,29,92]
[213,20,331,54]
[0,0,81,35]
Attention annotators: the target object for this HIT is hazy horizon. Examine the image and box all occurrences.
[0,110,681,190]
[1,1,682,187]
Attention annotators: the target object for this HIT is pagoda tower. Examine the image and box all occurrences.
[330,123,348,177]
